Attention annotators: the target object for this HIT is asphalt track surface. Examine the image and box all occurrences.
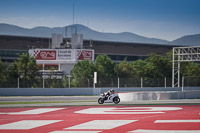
[0,105,200,133]
[0,96,200,132]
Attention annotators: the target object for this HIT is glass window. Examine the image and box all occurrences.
[44,64,59,70]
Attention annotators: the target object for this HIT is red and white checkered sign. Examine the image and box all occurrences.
[77,50,93,60]
[33,50,56,60]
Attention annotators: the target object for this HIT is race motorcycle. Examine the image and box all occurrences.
[98,93,120,104]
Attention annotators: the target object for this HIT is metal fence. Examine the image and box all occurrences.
[184,76,200,87]
[0,76,199,88]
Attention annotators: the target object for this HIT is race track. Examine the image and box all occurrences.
[0,105,200,133]
[1,96,200,107]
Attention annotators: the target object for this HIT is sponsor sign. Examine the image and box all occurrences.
[34,50,56,60]
[77,50,93,60]
[29,49,94,61]
[57,49,73,60]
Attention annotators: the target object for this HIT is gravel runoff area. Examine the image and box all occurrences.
[0,96,200,107]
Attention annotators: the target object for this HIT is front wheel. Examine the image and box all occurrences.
[98,98,104,104]
[113,97,120,104]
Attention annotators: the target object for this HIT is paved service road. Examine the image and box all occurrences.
[0,96,99,107]
[0,96,200,108]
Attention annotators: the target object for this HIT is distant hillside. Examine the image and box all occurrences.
[0,23,63,37]
[171,34,200,46]
[0,23,200,46]
[0,23,169,44]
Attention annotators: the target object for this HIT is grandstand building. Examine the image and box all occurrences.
[0,35,175,76]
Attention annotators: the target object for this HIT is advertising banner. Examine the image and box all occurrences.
[77,50,93,61]
[29,49,94,61]
[33,50,56,60]
[57,49,74,60]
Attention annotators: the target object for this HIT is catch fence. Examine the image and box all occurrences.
[0,76,199,88]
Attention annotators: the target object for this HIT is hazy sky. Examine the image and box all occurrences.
[0,0,200,41]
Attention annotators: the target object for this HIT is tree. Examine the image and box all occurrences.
[70,60,95,87]
[167,50,200,82]
[13,53,39,87]
[181,62,200,77]
[115,58,134,78]
[7,62,19,87]
[131,59,147,78]
[145,53,171,78]
[62,75,69,88]
[180,62,200,86]
[94,55,116,78]
[0,58,8,87]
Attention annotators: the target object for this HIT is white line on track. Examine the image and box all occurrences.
[75,107,182,114]
[155,120,200,123]
[0,120,62,129]
[0,108,65,115]
[65,120,137,130]
[129,129,200,133]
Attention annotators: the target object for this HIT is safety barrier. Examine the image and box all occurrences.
[0,87,200,96]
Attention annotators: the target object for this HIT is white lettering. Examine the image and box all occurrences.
[75,107,182,114]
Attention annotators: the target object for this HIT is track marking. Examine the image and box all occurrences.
[0,108,65,115]
[155,120,200,123]
[75,107,182,114]
[129,129,200,133]
[0,120,62,130]
[65,120,137,130]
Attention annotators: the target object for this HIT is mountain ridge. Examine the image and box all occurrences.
[0,23,199,46]
[171,34,200,46]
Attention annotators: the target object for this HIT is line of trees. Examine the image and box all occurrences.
[0,53,40,87]
[0,51,200,88]
[70,51,200,87]
[0,53,67,88]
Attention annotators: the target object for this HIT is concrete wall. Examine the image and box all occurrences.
[0,87,199,98]
[118,90,200,102]
[0,88,94,96]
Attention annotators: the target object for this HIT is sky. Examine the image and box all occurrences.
[0,0,200,41]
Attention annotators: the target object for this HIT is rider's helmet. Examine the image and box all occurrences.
[110,89,114,93]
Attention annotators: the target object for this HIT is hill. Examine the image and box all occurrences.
[0,23,169,44]
[171,34,200,46]
[1,23,200,46]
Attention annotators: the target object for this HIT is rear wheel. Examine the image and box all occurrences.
[98,98,104,104]
[113,97,120,104]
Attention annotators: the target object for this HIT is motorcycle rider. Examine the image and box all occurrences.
[104,89,115,100]
[98,89,120,104]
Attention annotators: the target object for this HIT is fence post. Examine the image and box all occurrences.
[43,77,45,88]
[88,78,90,87]
[118,77,119,88]
[18,77,20,88]
[69,77,71,88]
[94,72,97,88]
[141,77,143,88]
[182,76,184,92]
[165,77,167,88]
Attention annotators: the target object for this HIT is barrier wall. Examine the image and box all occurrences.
[118,90,200,101]
[0,87,200,100]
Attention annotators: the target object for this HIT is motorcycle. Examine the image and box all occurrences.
[98,93,120,104]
